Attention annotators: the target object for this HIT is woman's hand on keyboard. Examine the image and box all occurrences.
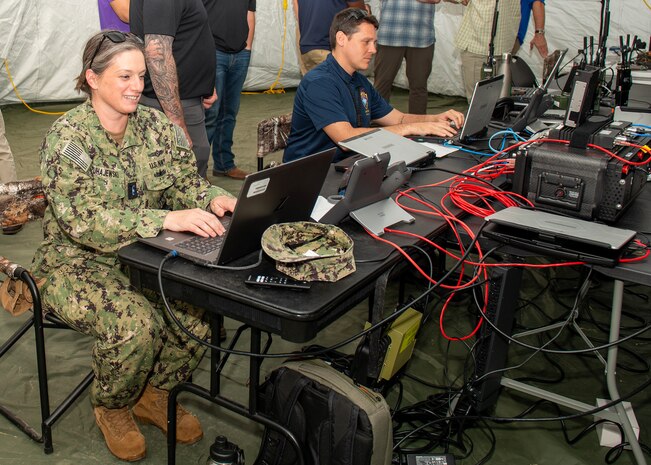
[163,208,228,237]
[209,195,237,218]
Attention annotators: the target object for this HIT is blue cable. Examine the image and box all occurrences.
[443,142,492,157]
[488,129,528,153]
[631,124,651,130]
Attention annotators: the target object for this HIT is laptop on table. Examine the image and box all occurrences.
[138,148,336,266]
[512,49,568,106]
[453,74,504,145]
[338,76,504,161]
[482,207,636,266]
[338,128,436,168]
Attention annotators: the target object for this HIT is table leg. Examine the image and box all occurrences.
[607,280,646,465]
[166,325,307,465]
[501,278,647,465]
[249,327,261,414]
[210,315,221,397]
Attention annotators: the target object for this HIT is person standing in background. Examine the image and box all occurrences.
[284,8,464,164]
[99,0,130,32]
[514,0,548,57]
[374,0,439,115]
[453,0,521,101]
[0,109,17,185]
[0,108,22,234]
[130,0,218,178]
[293,0,369,74]
[204,0,256,180]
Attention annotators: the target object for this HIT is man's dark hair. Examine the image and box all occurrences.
[329,8,379,50]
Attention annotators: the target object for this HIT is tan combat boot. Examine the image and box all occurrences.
[94,405,146,462]
[132,384,203,444]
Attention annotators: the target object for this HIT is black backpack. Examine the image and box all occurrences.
[254,359,392,465]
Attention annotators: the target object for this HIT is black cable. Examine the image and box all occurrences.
[513,336,566,385]
[403,372,462,392]
[157,222,489,359]
[389,369,651,429]
[554,329,650,374]
[605,441,651,464]
[474,294,651,355]
[512,399,630,455]
[473,418,496,465]
[391,380,404,419]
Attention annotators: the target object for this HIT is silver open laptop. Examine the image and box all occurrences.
[455,75,505,144]
[138,148,335,266]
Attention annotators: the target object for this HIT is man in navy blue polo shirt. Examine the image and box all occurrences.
[283,8,464,164]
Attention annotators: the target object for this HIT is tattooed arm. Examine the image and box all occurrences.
[143,34,192,147]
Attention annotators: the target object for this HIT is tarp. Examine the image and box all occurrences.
[0,0,649,105]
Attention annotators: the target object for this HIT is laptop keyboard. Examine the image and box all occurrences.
[176,235,225,255]
[174,216,232,256]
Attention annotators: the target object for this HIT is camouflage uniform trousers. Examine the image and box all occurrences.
[40,260,210,408]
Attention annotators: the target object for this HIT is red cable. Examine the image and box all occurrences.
[368,137,650,342]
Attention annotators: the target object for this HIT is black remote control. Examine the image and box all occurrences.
[245,275,311,291]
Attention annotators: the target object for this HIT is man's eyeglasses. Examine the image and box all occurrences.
[88,31,143,70]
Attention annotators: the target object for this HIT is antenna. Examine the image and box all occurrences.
[595,0,610,67]
[481,0,500,79]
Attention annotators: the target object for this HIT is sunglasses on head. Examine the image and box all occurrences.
[88,31,143,70]
[343,8,368,22]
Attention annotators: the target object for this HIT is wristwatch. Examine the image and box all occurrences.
[535,29,545,35]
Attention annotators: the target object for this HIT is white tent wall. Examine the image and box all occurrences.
[0,1,649,105]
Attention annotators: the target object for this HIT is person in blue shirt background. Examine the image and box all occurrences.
[284,8,464,164]
[292,0,369,75]
[515,0,548,57]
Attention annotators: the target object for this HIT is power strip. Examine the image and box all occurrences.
[406,454,456,465]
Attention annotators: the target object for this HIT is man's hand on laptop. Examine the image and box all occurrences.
[393,109,464,138]
[403,121,458,138]
[434,109,465,129]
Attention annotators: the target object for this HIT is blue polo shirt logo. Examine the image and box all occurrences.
[360,89,370,116]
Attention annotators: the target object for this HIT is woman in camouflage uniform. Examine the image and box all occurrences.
[31,30,235,462]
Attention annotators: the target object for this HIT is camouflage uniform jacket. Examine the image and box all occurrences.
[32,101,231,276]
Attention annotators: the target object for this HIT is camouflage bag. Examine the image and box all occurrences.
[261,222,356,282]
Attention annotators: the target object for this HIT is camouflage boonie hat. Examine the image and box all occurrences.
[261,222,356,282]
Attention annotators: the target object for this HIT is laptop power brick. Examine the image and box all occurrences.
[406,454,456,465]
[361,307,423,382]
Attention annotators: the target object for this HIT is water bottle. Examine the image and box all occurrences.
[206,436,244,465]
[495,52,513,98]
